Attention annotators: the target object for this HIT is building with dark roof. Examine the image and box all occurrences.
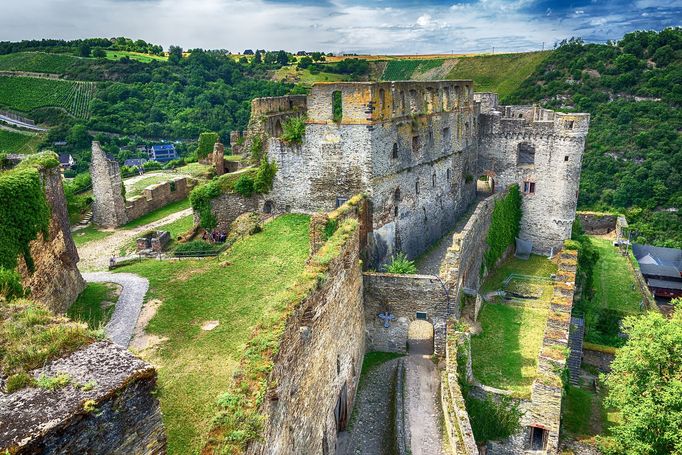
[58,153,74,169]
[123,158,147,168]
[149,144,177,163]
[632,244,682,299]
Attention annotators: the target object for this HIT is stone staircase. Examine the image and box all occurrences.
[79,210,93,226]
[568,317,585,385]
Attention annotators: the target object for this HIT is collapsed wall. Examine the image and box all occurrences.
[15,161,85,313]
[0,342,166,454]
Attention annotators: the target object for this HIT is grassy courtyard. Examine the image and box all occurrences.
[472,255,558,396]
[67,282,121,329]
[118,214,310,454]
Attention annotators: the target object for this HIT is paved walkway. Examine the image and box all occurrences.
[82,272,149,347]
[77,207,192,271]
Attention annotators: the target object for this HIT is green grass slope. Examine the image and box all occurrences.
[381,51,550,99]
[0,52,82,74]
[0,129,44,153]
[0,76,95,119]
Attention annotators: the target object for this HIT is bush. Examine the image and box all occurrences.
[142,160,162,171]
[233,175,255,197]
[483,184,522,271]
[0,267,23,301]
[465,394,522,444]
[253,157,277,193]
[190,180,221,229]
[281,116,306,144]
[197,132,219,159]
[385,252,417,274]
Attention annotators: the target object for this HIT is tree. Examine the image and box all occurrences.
[276,50,289,66]
[92,48,106,58]
[168,45,183,64]
[297,56,313,69]
[254,50,262,64]
[78,44,91,57]
[599,307,682,455]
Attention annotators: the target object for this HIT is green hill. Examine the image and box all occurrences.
[0,76,96,119]
[0,52,83,74]
[381,51,550,99]
[506,29,682,248]
[0,129,44,154]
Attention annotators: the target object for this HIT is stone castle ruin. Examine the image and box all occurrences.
[90,142,195,228]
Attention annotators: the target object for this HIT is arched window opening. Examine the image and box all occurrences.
[392,142,398,159]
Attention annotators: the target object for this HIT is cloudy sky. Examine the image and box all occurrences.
[2,0,680,54]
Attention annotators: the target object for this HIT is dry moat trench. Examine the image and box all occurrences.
[338,320,445,455]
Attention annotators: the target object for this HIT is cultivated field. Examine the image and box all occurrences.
[0,51,81,74]
[0,128,44,153]
[0,76,96,119]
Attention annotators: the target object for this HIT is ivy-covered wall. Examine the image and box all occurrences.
[483,184,521,270]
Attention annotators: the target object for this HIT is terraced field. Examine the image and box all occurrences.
[0,76,96,119]
[0,51,82,74]
[0,128,44,153]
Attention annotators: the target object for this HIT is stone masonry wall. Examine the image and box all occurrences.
[440,190,508,314]
[478,102,590,255]
[124,177,193,222]
[206,191,261,231]
[91,141,127,228]
[576,211,618,234]
[363,272,448,355]
[16,166,85,313]
[247,217,365,455]
[0,342,166,454]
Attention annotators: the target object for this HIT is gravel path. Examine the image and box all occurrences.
[82,272,149,347]
[404,354,445,455]
[337,359,400,455]
[77,208,193,271]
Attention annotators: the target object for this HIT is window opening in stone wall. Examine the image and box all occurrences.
[332,91,343,123]
[529,426,548,451]
[423,207,427,223]
[274,119,283,137]
[263,200,273,214]
[394,187,401,201]
[416,311,427,320]
[335,197,348,208]
[409,89,418,113]
[447,168,451,180]
[566,120,574,129]
[379,88,385,116]
[564,155,569,162]
[400,91,406,115]
[432,173,436,187]
[523,181,536,194]
[337,355,341,375]
[412,135,420,154]
[517,142,535,164]
[394,206,398,217]
[415,178,420,195]
[335,383,349,432]
[428,129,433,146]
[392,142,398,159]
[443,87,450,110]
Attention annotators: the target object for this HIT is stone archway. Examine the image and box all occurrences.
[407,319,434,355]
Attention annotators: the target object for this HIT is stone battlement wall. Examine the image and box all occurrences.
[248,208,365,455]
[0,342,166,454]
[17,165,85,313]
[363,272,447,355]
[124,177,194,222]
[250,95,307,117]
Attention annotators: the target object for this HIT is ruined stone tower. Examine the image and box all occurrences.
[212,141,225,176]
[90,141,127,228]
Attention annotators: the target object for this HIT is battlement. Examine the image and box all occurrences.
[250,95,307,117]
[307,80,474,125]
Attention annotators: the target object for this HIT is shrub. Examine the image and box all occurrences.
[233,175,255,197]
[281,116,306,144]
[190,180,221,229]
[253,157,277,193]
[0,267,24,301]
[174,240,217,254]
[385,252,417,274]
[197,132,219,159]
[5,371,33,393]
[249,134,263,160]
[142,160,162,171]
[483,184,522,271]
[465,394,522,444]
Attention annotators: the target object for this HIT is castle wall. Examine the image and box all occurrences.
[363,272,447,355]
[124,177,193,222]
[207,191,261,231]
[248,217,365,455]
[0,342,166,454]
[17,166,85,313]
[478,107,589,254]
[90,141,127,227]
[576,211,618,234]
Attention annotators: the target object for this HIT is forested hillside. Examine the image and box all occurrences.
[506,28,682,247]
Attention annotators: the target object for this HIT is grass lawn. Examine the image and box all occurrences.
[118,214,310,454]
[119,214,195,256]
[471,302,550,396]
[105,50,167,63]
[481,254,558,294]
[175,162,214,178]
[562,383,622,441]
[122,198,191,230]
[73,225,113,247]
[67,282,121,329]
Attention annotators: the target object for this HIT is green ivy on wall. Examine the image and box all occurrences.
[483,184,522,270]
[197,132,219,159]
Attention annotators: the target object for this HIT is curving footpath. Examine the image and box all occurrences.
[82,272,149,347]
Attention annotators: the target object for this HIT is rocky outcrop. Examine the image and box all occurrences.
[17,166,85,313]
[0,342,166,454]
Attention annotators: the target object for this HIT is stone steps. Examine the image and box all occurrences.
[568,317,585,385]
[79,210,93,225]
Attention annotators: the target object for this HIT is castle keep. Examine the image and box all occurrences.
[243,80,589,266]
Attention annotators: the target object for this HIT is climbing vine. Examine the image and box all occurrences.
[197,132,219,159]
[0,154,56,273]
[483,184,521,271]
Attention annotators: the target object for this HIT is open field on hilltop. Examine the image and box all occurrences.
[272,65,353,84]
[118,214,310,454]
[0,52,81,74]
[105,50,167,63]
[472,255,558,397]
[0,76,96,119]
[0,128,44,153]
[381,51,550,99]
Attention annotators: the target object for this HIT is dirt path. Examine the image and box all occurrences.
[77,208,193,271]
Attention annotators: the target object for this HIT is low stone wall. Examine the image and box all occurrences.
[125,177,193,222]
[207,191,261,231]
[0,342,166,454]
[363,272,447,355]
[247,212,365,454]
[576,211,618,234]
[440,190,508,315]
[441,330,479,455]
[17,166,85,313]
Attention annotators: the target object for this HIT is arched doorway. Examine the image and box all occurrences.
[407,319,434,355]
[477,170,496,195]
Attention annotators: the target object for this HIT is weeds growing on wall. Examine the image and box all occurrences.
[0,154,56,273]
[249,134,264,161]
[281,116,306,144]
[233,175,255,197]
[254,157,277,193]
[385,252,417,274]
[197,132,219,159]
[483,185,521,271]
[189,179,221,229]
[332,91,343,123]
[464,394,523,444]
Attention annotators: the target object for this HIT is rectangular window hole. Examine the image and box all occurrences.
[416,311,428,320]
